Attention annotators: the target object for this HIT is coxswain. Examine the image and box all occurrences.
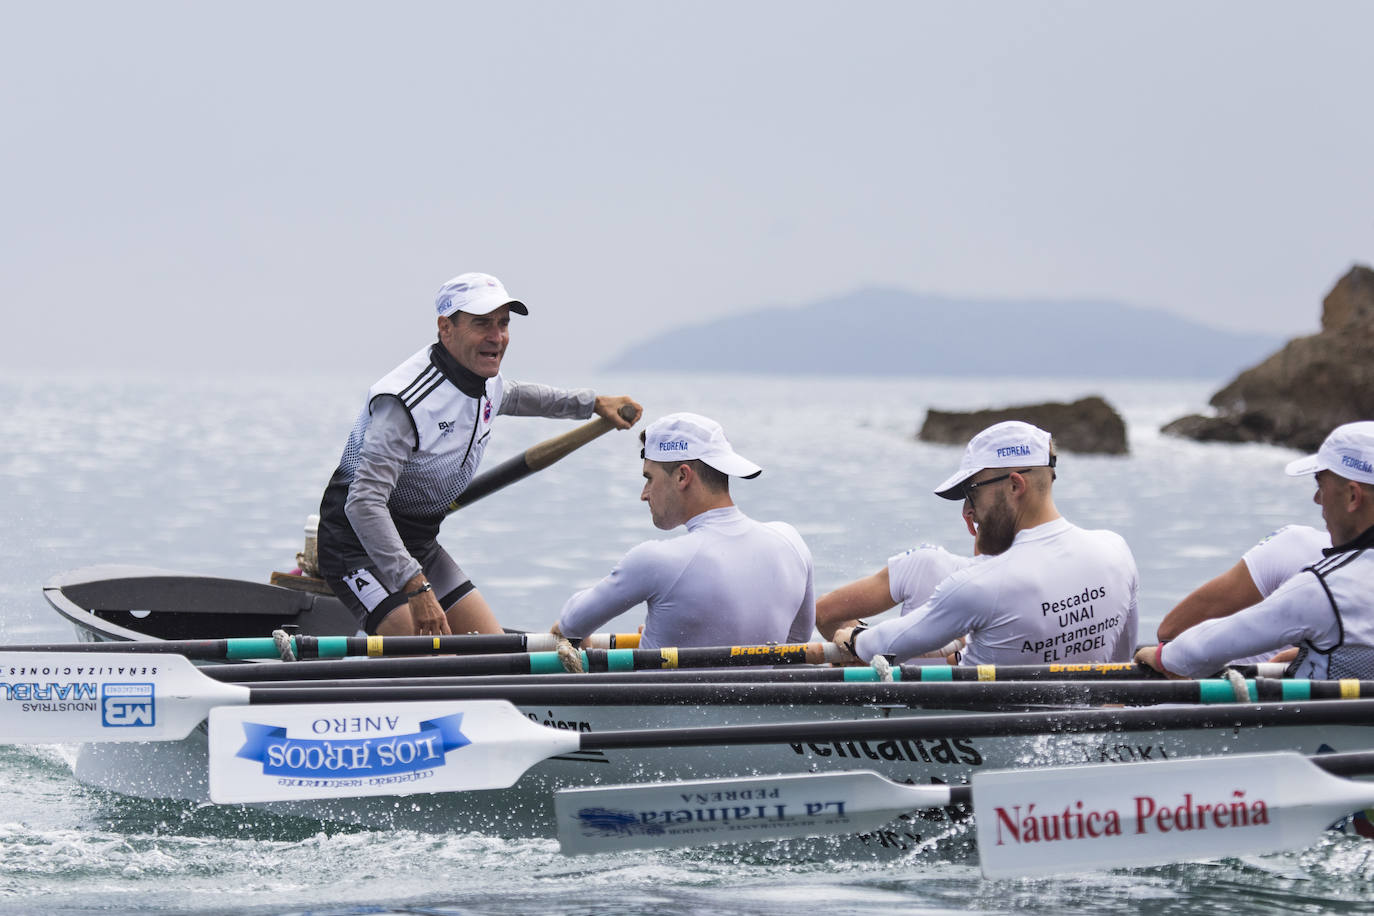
[316,271,641,636]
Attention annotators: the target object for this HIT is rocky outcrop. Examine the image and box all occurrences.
[1161,265,1374,452]
[918,396,1128,454]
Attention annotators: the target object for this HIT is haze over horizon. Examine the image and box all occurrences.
[3,2,1370,379]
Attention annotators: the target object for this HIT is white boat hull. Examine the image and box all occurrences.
[73,699,1374,855]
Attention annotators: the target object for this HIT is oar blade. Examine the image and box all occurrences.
[974,751,1374,877]
[207,699,580,803]
[555,771,952,855]
[0,651,248,743]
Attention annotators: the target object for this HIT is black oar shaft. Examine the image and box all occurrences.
[579,698,1374,751]
[0,634,540,659]
[234,679,1374,709]
[206,644,834,682]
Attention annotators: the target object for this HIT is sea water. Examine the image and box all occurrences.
[1,369,1370,915]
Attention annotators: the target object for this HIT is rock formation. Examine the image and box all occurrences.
[919,397,1128,454]
[1161,265,1374,451]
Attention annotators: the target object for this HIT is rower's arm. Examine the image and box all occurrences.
[1156,560,1262,642]
[816,568,896,640]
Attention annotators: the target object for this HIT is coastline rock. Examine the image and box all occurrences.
[1161,264,1374,452]
[918,397,1128,455]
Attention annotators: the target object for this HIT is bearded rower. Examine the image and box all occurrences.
[834,421,1139,667]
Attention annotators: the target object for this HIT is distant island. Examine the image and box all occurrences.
[602,288,1281,378]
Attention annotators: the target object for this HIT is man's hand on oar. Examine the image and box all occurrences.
[449,403,641,512]
[594,397,641,429]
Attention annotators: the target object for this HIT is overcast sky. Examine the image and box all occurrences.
[3,1,1370,377]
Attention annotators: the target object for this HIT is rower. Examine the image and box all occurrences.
[1154,522,1329,666]
[1138,421,1374,679]
[552,413,815,649]
[833,421,1139,667]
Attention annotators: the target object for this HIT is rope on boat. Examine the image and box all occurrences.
[871,654,894,682]
[556,639,585,673]
[272,629,297,663]
[1225,667,1250,702]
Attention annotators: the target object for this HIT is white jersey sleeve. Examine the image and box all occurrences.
[1242,525,1331,598]
[556,540,677,638]
[1159,570,1341,678]
[886,545,976,615]
[344,397,425,591]
[498,380,596,419]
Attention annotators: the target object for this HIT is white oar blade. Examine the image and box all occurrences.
[207,699,579,803]
[555,771,952,855]
[974,751,1374,877]
[0,652,249,743]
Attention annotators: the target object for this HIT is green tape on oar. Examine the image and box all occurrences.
[1282,680,1313,701]
[917,666,954,681]
[225,638,280,660]
[841,668,904,682]
[1199,680,1243,704]
[529,652,568,675]
[606,649,636,672]
[313,637,351,658]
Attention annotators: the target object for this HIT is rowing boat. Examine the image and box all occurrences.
[34,566,1374,853]
[41,655,1374,851]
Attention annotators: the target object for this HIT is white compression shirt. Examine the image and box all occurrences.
[557,506,816,649]
[854,518,1139,666]
[1242,524,1331,598]
[887,545,978,614]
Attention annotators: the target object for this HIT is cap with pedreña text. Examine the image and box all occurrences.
[435,272,529,319]
[1284,421,1374,486]
[934,420,1053,500]
[642,412,763,479]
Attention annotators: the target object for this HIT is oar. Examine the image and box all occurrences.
[203,697,1374,804]
[204,657,1289,685]
[7,652,1364,749]
[216,671,1345,706]
[199,642,844,682]
[447,403,638,512]
[552,751,1374,876]
[0,631,642,661]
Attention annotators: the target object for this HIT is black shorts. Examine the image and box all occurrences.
[324,541,476,633]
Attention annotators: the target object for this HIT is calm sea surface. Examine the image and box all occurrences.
[1,370,1369,915]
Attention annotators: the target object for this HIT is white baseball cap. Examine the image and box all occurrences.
[934,420,1054,500]
[1284,421,1374,485]
[643,412,763,479]
[435,272,528,318]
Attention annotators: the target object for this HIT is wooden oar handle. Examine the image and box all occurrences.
[449,404,638,512]
[525,404,637,471]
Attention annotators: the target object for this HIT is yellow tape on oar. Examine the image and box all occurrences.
[977,665,996,681]
[367,636,384,657]
[660,648,679,669]
[1342,679,1362,699]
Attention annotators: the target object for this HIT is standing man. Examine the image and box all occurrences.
[834,421,1139,666]
[317,272,640,636]
[1137,421,1374,679]
[553,412,815,649]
